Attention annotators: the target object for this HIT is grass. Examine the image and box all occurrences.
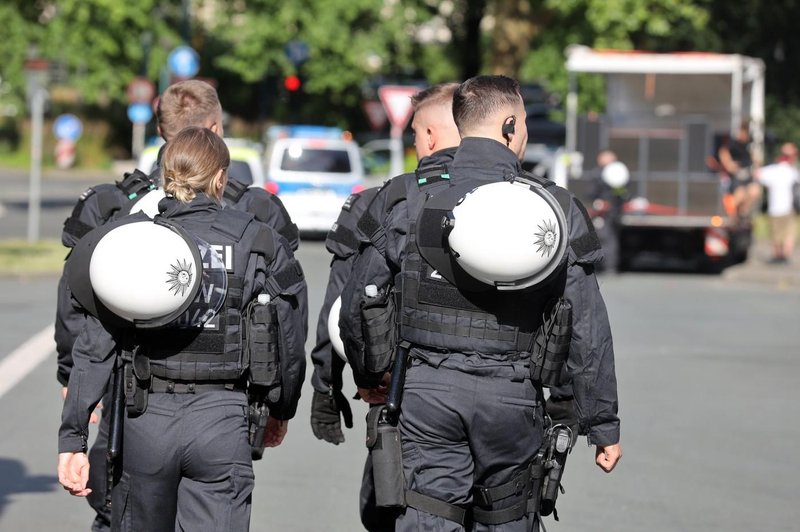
[0,239,68,276]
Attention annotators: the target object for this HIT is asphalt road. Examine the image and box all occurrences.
[1,167,800,531]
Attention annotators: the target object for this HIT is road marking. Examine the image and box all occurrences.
[0,325,55,399]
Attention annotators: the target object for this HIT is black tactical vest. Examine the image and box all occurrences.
[395,171,570,356]
[138,208,275,382]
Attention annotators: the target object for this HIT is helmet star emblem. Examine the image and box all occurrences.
[534,220,558,257]
[166,259,193,296]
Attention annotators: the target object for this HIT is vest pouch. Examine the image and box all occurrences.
[530,298,572,388]
[361,287,396,375]
[246,296,281,402]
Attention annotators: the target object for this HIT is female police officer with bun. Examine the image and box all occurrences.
[57,126,307,531]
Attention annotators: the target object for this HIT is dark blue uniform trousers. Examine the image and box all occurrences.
[397,358,544,532]
[111,390,254,532]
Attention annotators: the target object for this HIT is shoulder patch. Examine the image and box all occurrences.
[341,193,360,212]
[78,187,96,202]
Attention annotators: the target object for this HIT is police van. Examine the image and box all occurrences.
[263,125,366,235]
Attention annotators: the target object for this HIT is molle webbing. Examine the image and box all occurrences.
[146,275,246,382]
[397,252,538,354]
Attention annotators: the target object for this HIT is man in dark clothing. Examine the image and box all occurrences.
[339,76,621,531]
[717,122,761,216]
[309,83,461,532]
[54,79,299,532]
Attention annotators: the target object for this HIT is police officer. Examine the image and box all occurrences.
[590,149,630,273]
[339,75,621,531]
[57,127,308,531]
[54,79,299,532]
[309,83,461,532]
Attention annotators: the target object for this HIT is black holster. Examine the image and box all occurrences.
[247,389,269,461]
[366,406,406,508]
[539,424,573,519]
[530,298,572,387]
[122,346,149,416]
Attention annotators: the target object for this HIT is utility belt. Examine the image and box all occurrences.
[368,421,571,526]
[148,375,247,394]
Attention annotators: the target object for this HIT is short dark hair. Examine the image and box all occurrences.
[411,83,459,113]
[453,75,521,135]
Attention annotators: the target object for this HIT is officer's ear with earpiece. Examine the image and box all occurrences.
[502,116,516,146]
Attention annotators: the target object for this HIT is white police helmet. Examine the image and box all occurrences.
[128,188,166,218]
[444,180,568,290]
[601,161,630,188]
[67,215,227,329]
[327,296,347,362]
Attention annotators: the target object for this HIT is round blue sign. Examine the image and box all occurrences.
[127,103,154,124]
[284,40,310,66]
[168,46,200,78]
[53,114,83,141]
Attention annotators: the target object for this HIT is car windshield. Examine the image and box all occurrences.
[280,147,352,173]
[228,160,253,185]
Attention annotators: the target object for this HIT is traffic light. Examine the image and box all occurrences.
[284,75,301,92]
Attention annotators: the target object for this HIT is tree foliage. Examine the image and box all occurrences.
[2,0,800,152]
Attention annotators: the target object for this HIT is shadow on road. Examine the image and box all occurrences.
[2,199,78,209]
[0,457,59,515]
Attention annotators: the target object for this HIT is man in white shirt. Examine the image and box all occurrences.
[757,142,800,263]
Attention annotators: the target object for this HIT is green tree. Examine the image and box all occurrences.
[38,0,184,105]
[519,0,712,113]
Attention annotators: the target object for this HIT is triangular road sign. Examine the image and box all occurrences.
[362,100,388,131]
[378,85,420,130]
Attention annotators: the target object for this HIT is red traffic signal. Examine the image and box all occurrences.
[284,75,301,92]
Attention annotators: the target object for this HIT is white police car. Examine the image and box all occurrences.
[264,126,366,235]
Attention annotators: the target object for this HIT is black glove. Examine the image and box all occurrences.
[310,389,354,445]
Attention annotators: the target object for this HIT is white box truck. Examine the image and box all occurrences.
[563,45,765,271]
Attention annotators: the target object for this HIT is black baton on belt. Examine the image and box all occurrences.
[385,341,410,420]
[106,358,125,506]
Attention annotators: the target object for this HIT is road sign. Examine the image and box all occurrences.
[127,103,153,124]
[53,114,82,142]
[378,85,419,131]
[168,46,200,78]
[127,77,156,104]
[284,40,310,66]
[362,100,387,131]
[54,139,76,169]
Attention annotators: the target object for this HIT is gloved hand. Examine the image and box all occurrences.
[310,389,354,445]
